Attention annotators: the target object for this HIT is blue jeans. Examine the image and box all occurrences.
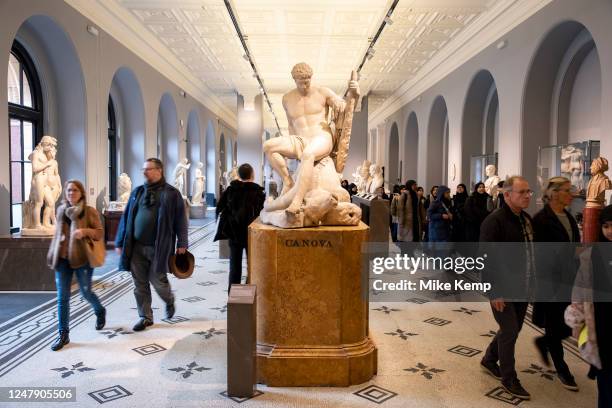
[55,258,104,332]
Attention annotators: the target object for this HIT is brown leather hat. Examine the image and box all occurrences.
[169,250,195,279]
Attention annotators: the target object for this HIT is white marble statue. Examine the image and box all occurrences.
[367,164,384,194]
[108,173,132,211]
[22,136,61,235]
[351,165,361,186]
[561,145,585,192]
[357,160,372,194]
[484,164,501,197]
[118,173,132,202]
[191,162,205,206]
[173,158,191,197]
[260,63,361,228]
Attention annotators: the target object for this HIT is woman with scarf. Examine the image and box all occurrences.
[397,180,425,242]
[532,177,580,391]
[47,180,106,351]
[565,205,612,407]
[427,185,453,243]
[451,183,468,243]
[463,182,491,242]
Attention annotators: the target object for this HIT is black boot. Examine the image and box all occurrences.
[51,330,70,351]
[95,308,106,331]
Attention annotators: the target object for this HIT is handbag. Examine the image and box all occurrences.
[84,236,106,267]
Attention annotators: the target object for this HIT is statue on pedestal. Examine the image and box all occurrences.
[367,164,383,194]
[357,160,372,194]
[22,136,61,235]
[586,157,612,209]
[260,62,362,228]
[561,144,585,192]
[191,162,205,206]
[173,158,190,197]
[108,173,132,211]
[484,164,501,198]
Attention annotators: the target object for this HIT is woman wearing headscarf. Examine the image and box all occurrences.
[423,185,438,242]
[463,182,491,242]
[397,180,425,242]
[451,183,468,242]
[565,205,612,407]
[532,177,580,391]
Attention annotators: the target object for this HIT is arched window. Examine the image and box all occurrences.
[108,96,117,201]
[7,41,43,233]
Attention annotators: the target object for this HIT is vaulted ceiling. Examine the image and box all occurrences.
[65,0,549,130]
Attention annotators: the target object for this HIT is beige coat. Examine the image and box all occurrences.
[47,203,103,269]
[397,191,426,241]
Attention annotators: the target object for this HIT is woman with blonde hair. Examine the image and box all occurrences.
[47,179,106,351]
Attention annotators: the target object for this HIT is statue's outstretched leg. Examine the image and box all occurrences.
[263,138,297,196]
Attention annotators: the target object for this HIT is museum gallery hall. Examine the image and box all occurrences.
[1,0,612,407]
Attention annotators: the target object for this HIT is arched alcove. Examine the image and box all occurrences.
[205,120,216,204]
[403,112,419,182]
[427,96,449,188]
[108,66,145,189]
[186,110,201,197]
[157,92,178,172]
[388,122,399,186]
[13,15,86,183]
[462,69,499,184]
[523,21,601,198]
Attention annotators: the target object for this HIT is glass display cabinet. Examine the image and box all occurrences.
[469,153,498,190]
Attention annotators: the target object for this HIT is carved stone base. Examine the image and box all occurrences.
[20,227,55,236]
[189,204,207,219]
[248,220,377,386]
[0,235,54,290]
[582,207,602,243]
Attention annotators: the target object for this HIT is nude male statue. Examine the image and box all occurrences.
[263,62,360,214]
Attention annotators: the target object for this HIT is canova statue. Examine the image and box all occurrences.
[367,164,384,194]
[260,63,362,228]
[357,160,372,194]
[586,157,612,209]
[484,164,501,197]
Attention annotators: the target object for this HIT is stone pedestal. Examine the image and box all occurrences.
[0,235,54,290]
[189,205,207,219]
[227,285,257,397]
[582,207,602,243]
[248,220,377,387]
[103,210,123,248]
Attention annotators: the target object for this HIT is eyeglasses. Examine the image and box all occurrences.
[510,189,533,196]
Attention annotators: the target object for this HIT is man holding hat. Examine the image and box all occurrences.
[115,158,188,331]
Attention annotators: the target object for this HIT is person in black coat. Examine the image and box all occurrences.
[532,177,580,390]
[214,163,265,290]
[479,176,535,400]
[451,183,468,242]
[463,182,491,242]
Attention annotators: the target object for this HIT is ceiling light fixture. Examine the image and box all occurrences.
[356,0,399,73]
[224,0,280,133]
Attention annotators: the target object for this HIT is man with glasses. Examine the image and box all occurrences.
[479,175,535,400]
[115,158,188,331]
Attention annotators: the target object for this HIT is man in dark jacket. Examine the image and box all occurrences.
[479,176,535,400]
[214,163,265,290]
[115,158,188,331]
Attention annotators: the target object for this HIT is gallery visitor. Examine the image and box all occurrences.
[390,184,402,242]
[397,180,424,242]
[463,182,491,242]
[47,180,106,351]
[214,163,265,291]
[115,158,188,331]
[532,176,580,391]
[451,183,468,243]
[479,176,535,400]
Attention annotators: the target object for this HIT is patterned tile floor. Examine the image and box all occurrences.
[0,221,598,407]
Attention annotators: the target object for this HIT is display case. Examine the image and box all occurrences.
[537,140,600,197]
[469,153,498,190]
